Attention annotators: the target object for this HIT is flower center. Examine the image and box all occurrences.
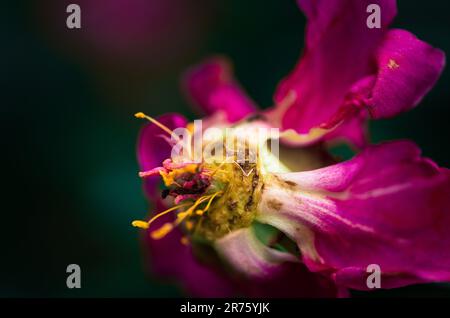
[192,159,262,241]
[132,112,265,243]
[134,158,263,243]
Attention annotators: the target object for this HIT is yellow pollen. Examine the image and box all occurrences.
[131,220,150,229]
[185,220,194,231]
[186,122,195,134]
[134,112,146,119]
[160,164,198,187]
[388,59,399,69]
[180,236,190,245]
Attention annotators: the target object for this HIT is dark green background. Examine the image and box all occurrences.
[2,0,449,297]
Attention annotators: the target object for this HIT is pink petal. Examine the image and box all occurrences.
[322,112,368,149]
[144,202,340,297]
[215,228,299,278]
[139,166,166,178]
[215,228,342,297]
[258,141,450,289]
[272,0,396,137]
[297,0,397,50]
[368,29,446,118]
[239,262,343,298]
[137,113,188,197]
[183,57,258,123]
[143,200,236,297]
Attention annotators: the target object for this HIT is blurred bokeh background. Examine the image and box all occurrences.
[2,0,449,297]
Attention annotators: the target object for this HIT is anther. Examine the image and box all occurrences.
[131,220,150,229]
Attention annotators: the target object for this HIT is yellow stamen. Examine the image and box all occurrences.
[147,202,190,226]
[131,202,190,231]
[131,220,150,229]
[135,191,223,241]
[134,112,176,137]
[160,164,198,187]
[150,223,174,239]
[160,171,175,186]
[175,195,212,224]
[194,191,223,216]
[202,191,222,214]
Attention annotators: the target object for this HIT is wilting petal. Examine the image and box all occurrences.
[144,200,236,297]
[258,141,450,289]
[320,76,373,148]
[239,261,343,298]
[137,113,188,197]
[368,29,445,118]
[183,57,257,122]
[215,228,299,278]
[145,202,340,297]
[215,227,343,297]
[270,0,396,141]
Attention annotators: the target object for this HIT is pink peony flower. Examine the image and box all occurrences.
[132,0,449,297]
